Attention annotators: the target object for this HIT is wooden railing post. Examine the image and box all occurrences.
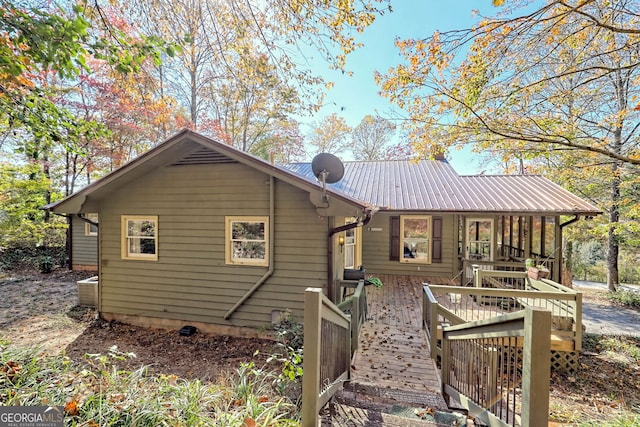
[301,288,322,427]
[574,292,583,351]
[351,288,360,356]
[522,307,551,427]
[429,299,440,360]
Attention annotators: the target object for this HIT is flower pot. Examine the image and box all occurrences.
[527,266,549,280]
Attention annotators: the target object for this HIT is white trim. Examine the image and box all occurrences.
[465,217,494,262]
[344,217,358,269]
[84,213,99,236]
[225,216,269,267]
[400,215,432,264]
[121,215,158,261]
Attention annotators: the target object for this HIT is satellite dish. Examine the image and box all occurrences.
[311,153,344,184]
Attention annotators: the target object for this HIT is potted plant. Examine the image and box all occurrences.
[526,258,549,280]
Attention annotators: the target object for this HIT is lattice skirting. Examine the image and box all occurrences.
[495,347,578,374]
[551,350,578,374]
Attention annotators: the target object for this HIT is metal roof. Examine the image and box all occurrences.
[283,160,601,215]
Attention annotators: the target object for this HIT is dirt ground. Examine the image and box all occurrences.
[0,269,638,423]
[0,269,277,381]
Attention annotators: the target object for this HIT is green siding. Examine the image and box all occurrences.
[71,215,98,269]
[98,163,328,329]
[361,212,458,278]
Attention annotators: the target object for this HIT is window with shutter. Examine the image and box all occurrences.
[390,216,400,261]
[432,216,442,263]
[390,215,440,264]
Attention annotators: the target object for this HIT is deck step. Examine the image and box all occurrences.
[320,401,441,426]
[321,386,471,426]
[343,382,448,409]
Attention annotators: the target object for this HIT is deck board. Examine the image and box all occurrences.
[350,275,449,408]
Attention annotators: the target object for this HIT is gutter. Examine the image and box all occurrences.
[224,176,275,320]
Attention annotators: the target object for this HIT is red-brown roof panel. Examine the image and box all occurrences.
[283,160,601,215]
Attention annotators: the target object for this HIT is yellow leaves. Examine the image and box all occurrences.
[493,0,506,6]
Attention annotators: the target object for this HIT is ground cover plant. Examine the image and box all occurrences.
[0,342,299,426]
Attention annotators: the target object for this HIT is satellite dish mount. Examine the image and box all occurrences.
[311,153,345,205]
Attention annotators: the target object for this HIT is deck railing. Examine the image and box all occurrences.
[423,284,582,360]
[462,258,558,286]
[337,280,368,354]
[441,307,552,426]
[301,281,367,427]
[473,271,582,351]
[474,268,528,290]
[462,259,526,286]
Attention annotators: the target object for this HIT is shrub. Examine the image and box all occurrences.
[606,289,640,309]
[0,245,66,272]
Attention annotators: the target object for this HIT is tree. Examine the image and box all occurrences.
[351,115,396,160]
[0,161,66,249]
[250,118,305,163]
[124,0,392,139]
[376,0,640,291]
[0,1,172,143]
[307,114,352,156]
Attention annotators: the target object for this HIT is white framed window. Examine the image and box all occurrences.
[344,218,357,269]
[225,216,268,266]
[400,215,432,263]
[121,215,158,260]
[84,213,99,236]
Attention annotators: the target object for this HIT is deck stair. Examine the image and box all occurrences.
[318,275,471,426]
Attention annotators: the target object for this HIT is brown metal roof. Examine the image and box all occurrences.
[284,160,601,215]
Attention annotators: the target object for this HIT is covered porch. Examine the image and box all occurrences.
[459,213,581,285]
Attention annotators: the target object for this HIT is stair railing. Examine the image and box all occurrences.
[301,280,366,427]
[441,307,551,427]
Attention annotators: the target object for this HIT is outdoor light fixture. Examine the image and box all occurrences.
[338,234,345,252]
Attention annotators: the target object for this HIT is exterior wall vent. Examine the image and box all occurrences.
[172,147,238,165]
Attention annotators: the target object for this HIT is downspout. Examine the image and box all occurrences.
[557,214,580,284]
[560,214,579,228]
[224,176,275,320]
[327,212,373,302]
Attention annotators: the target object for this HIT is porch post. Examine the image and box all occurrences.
[554,216,563,283]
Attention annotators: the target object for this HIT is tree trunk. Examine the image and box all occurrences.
[562,239,573,288]
[43,152,51,223]
[607,161,621,292]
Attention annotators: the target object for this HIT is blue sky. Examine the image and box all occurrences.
[301,1,499,174]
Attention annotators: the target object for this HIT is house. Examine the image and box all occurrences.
[285,160,602,285]
[48,129,600,335]
[69,213,98,271]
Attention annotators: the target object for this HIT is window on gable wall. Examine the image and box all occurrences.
[121,215,158,260]
[225,216,269,266]
[84,213,98,236]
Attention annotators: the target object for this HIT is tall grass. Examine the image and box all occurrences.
[0,343,300,426]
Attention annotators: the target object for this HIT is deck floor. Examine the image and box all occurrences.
[349,275,450,409]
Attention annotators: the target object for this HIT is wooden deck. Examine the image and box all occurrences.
[348,275,451,410]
